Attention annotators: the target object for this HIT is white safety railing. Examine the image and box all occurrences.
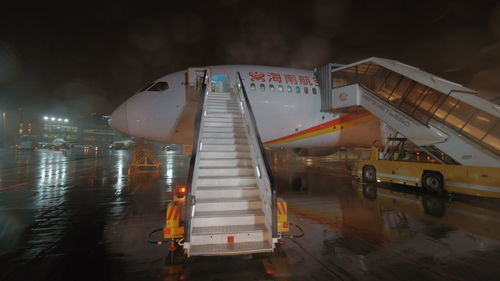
[183,70,210,253]
[234,72,278,244]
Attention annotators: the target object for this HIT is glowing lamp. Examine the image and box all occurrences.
[178,186,186,195]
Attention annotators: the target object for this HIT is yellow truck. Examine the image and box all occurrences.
[353,147,500,198]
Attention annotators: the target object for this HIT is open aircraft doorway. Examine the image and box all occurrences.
[211,74,229,92]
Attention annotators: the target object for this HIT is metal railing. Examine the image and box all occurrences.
[333,62,500,156]
[184,70,208,245]
[236,72,278,240]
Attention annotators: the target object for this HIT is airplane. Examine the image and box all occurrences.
[109,65,390,155]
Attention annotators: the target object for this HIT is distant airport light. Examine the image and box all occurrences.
[51,117,55,121]
[64,119,69,123]
[43,116,48,120]
[58,118,62,122]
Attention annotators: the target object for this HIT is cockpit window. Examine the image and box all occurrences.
[148,81,169,91]
[140,82,154,92]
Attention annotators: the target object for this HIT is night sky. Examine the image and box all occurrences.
[1,0,499,116]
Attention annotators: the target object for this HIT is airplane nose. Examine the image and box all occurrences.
[109,102,130,135]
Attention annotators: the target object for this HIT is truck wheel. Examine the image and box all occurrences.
[363,166,377,183]
[422,172,443,193]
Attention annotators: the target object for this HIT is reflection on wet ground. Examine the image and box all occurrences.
[1,148,500,280]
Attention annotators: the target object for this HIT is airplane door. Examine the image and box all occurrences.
[211,74,229,93]
[187,67,208,101]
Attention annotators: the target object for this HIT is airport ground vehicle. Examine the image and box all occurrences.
[18,135,38,150]
[109,140,134,149]
[353,147,500,198]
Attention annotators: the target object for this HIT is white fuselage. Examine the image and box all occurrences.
[110,65,385,150]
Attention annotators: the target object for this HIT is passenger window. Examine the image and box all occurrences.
[269,84,275,92]
[287,86,292,93]
[312,88,317,95]
[304,87,309,94]
[149,81,169,91]
[250,83,256,91]
[295,86,300,94]
[260,84,265,92]
[278,85,283,92]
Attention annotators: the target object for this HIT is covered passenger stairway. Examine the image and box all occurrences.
[182,71,278,256]
[316,58,500,167]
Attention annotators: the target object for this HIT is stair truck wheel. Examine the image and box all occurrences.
[362,166,377,183]
[422,172,444,193]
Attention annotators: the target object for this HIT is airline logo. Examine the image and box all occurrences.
[339,92,348,102]
[248,72,319,86]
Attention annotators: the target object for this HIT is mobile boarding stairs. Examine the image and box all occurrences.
[316,57,500,168]
[164,71,288,256]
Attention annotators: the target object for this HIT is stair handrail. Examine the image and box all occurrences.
[236,72,278,239]
[184,69,209,245]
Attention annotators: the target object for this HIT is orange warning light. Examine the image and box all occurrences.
[178,186,186,195]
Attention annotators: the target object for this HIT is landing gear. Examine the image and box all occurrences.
[362,166,377,183]
[422,172,443,193]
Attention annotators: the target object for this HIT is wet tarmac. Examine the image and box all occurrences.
[1,147,500,281]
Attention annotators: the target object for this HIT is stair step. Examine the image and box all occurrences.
[198,167,255,176]
[206,97,237,101]
[196,185,259,198]
[206,101,239,106]
[192,223,267,235]
[201,144,249,152]
[204,117,242,123]
[204,122,245,128]
[207,92,233,95]
[197,176,257,187]
[206,105,240,109]
[205,103,238,106]
[189,241,273,256]
[196,197,261,212]
[200,151,251,159]
[194,209,263,219]
[204,113,242,118]
[199,158,253,167]
[201,137,248,145]
[202,132,246,138]
[191,225,267,245]
[208,91,233,96]
[206,109,241,113]
[192,209,264,227]
[203,127,245,133]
